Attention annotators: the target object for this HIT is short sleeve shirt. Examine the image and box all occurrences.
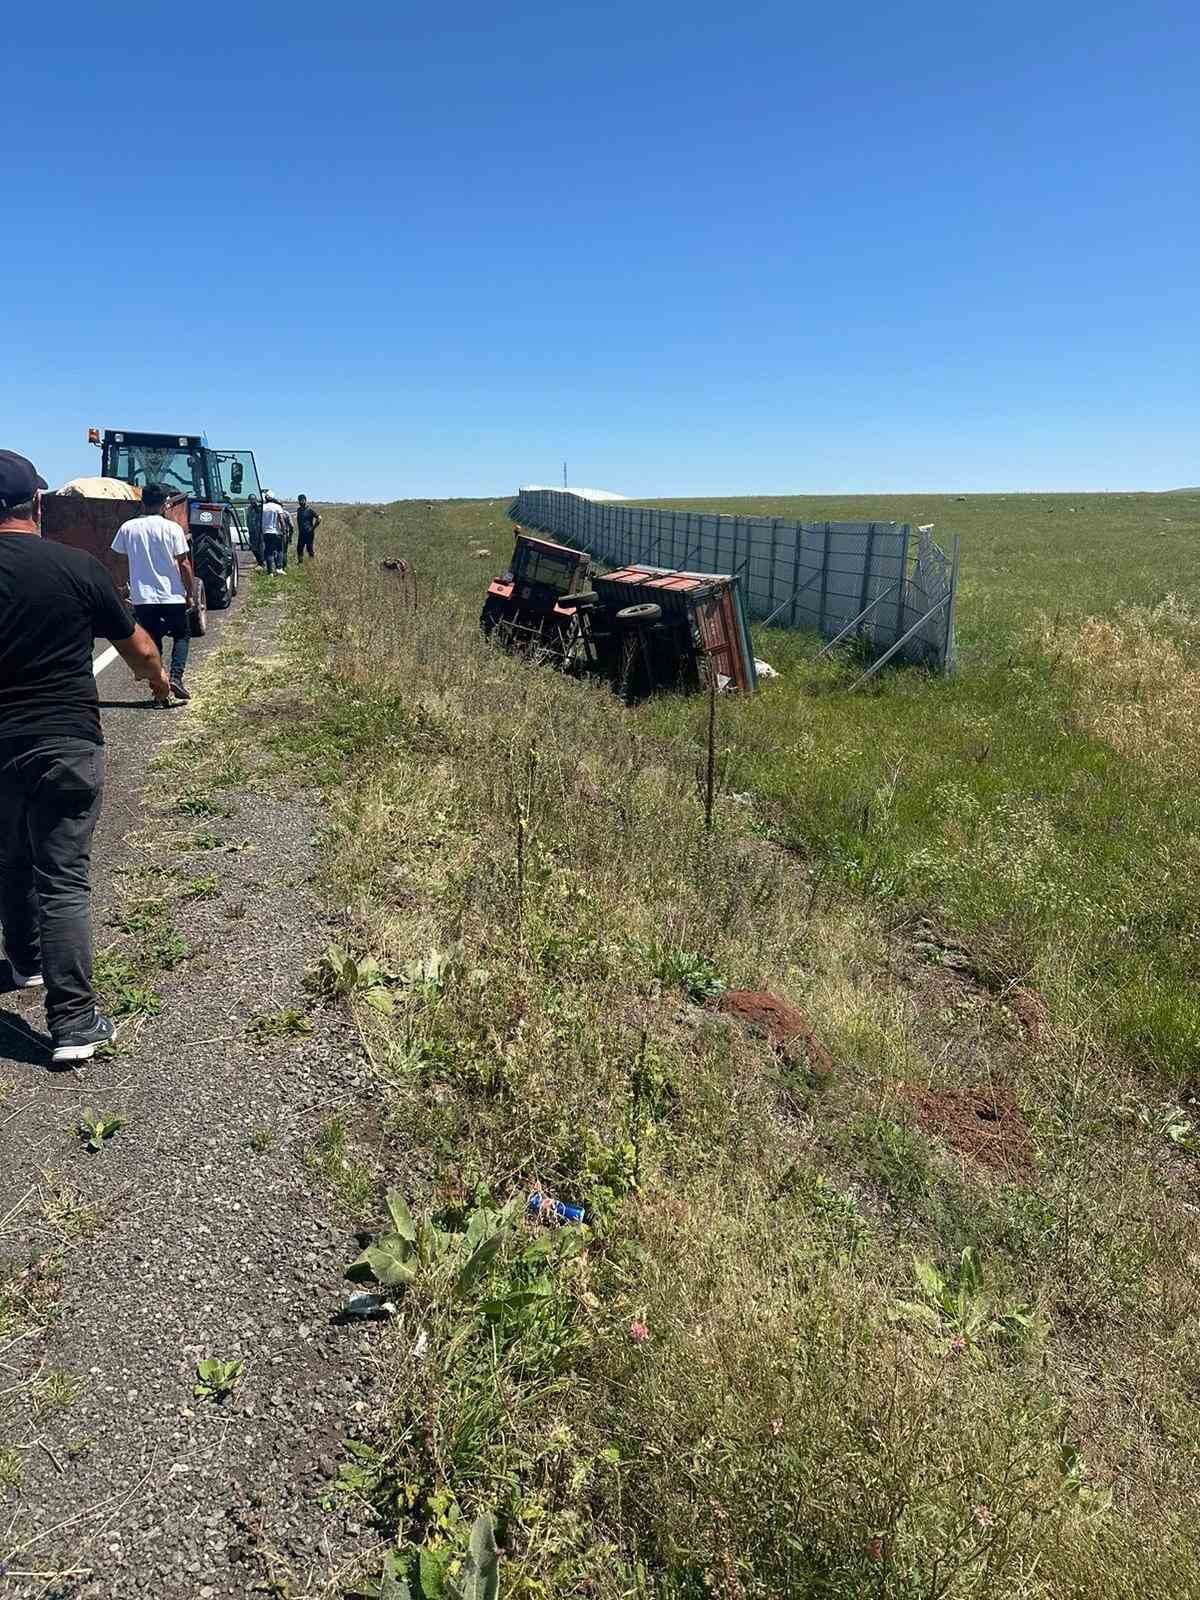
[112,514,190,605]
[0,533,135,745]
[261,501,286,540]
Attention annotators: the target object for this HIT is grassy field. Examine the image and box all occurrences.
[638,492,1200,1078]
[171,492,1200,1598]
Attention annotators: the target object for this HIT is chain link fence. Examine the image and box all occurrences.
[513,489,959,676]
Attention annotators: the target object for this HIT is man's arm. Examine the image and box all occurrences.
[177,554,195,604]
[114,625,171,701]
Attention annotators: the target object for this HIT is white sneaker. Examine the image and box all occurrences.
[9,966,44,989]
[51,1011,116,1064]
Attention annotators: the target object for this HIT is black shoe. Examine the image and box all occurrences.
[170,678,191,702]
[51,1011,115,1064]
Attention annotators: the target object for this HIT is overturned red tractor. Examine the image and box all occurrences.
[481,528,757,699]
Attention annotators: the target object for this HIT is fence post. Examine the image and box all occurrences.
[895,523,911,645]
[942,534,960,673]
[768,518,779,618]
[789,522,802,625]
[818,524,831,634]
[858,523,876,618]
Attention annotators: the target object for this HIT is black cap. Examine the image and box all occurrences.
[0,450,48,511]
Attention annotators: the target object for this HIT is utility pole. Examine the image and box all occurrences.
[562,461,567,489]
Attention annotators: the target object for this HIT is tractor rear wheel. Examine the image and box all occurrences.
[192,527,233,610]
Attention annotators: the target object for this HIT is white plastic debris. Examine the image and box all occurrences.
[753,658,779,680]
[917,523,935,533]
[412,1328,430,1360]
[345,1290,396,1319]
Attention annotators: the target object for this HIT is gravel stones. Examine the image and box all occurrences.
[0,593,380,1596]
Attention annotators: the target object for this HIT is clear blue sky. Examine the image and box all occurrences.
[5,1,1196,499]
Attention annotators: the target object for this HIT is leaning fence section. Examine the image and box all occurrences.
[513,489,959,674]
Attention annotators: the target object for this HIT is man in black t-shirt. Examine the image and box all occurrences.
[296,495,321,563]
[0,451,170,1063]
[247,495,263,565]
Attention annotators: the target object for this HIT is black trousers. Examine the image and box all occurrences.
[297,530,315,561]
[0,737,104,1036]
[133,602,190,681]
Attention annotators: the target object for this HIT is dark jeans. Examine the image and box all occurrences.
[297,530,315,562]
[134,602,191,681]
[0,737,104,1036]
[263,534,286,575]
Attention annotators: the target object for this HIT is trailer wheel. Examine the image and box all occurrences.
[189,581,208,638]
[616,603,662,627]
[560,590,599,609]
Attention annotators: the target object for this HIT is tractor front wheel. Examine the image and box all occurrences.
[480,595,509,636]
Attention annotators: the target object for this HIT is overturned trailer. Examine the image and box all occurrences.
[481,530,757,699]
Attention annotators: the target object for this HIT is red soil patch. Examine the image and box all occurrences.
[719,989,834,1081]
[899,1083,1034,1178]
[1005,987,1046,1048]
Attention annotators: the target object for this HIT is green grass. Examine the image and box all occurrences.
[632,493,1200,1078]
[306,1114,375,1217]
[308,492,1200,1072]
[151,493,1200,1598]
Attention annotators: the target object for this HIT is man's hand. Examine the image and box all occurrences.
[177,554,196,606]
[113,625,171,701]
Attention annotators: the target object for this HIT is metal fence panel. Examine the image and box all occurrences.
[514,489,958,673]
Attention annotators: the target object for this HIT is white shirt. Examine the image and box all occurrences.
[261,500,286,539]
[112,515,190,606]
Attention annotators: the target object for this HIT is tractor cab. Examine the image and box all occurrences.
[480,531,596,663]
[88,427,257,612]
[94,429,263,530]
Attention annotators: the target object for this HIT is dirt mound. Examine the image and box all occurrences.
[719,989,834,1081]
[899,1083,1034,1177]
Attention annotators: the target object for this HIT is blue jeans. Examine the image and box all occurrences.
[263,534,286,574]
[133,603,191,682]
[0,737,104,1036]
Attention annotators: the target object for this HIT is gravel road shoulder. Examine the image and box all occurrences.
[1,579,384,1598]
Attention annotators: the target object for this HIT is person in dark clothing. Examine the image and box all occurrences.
[296,495,321,563]
[246,495,264,565]
[0,450,170,1063]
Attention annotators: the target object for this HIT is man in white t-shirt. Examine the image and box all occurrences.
[111,484,195,703]
[260,491,289,576]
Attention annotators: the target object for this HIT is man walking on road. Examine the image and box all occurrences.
[111,485,196,702]
[260,490,288,576]
[0,450,171,1063]
[296,494,321,563]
